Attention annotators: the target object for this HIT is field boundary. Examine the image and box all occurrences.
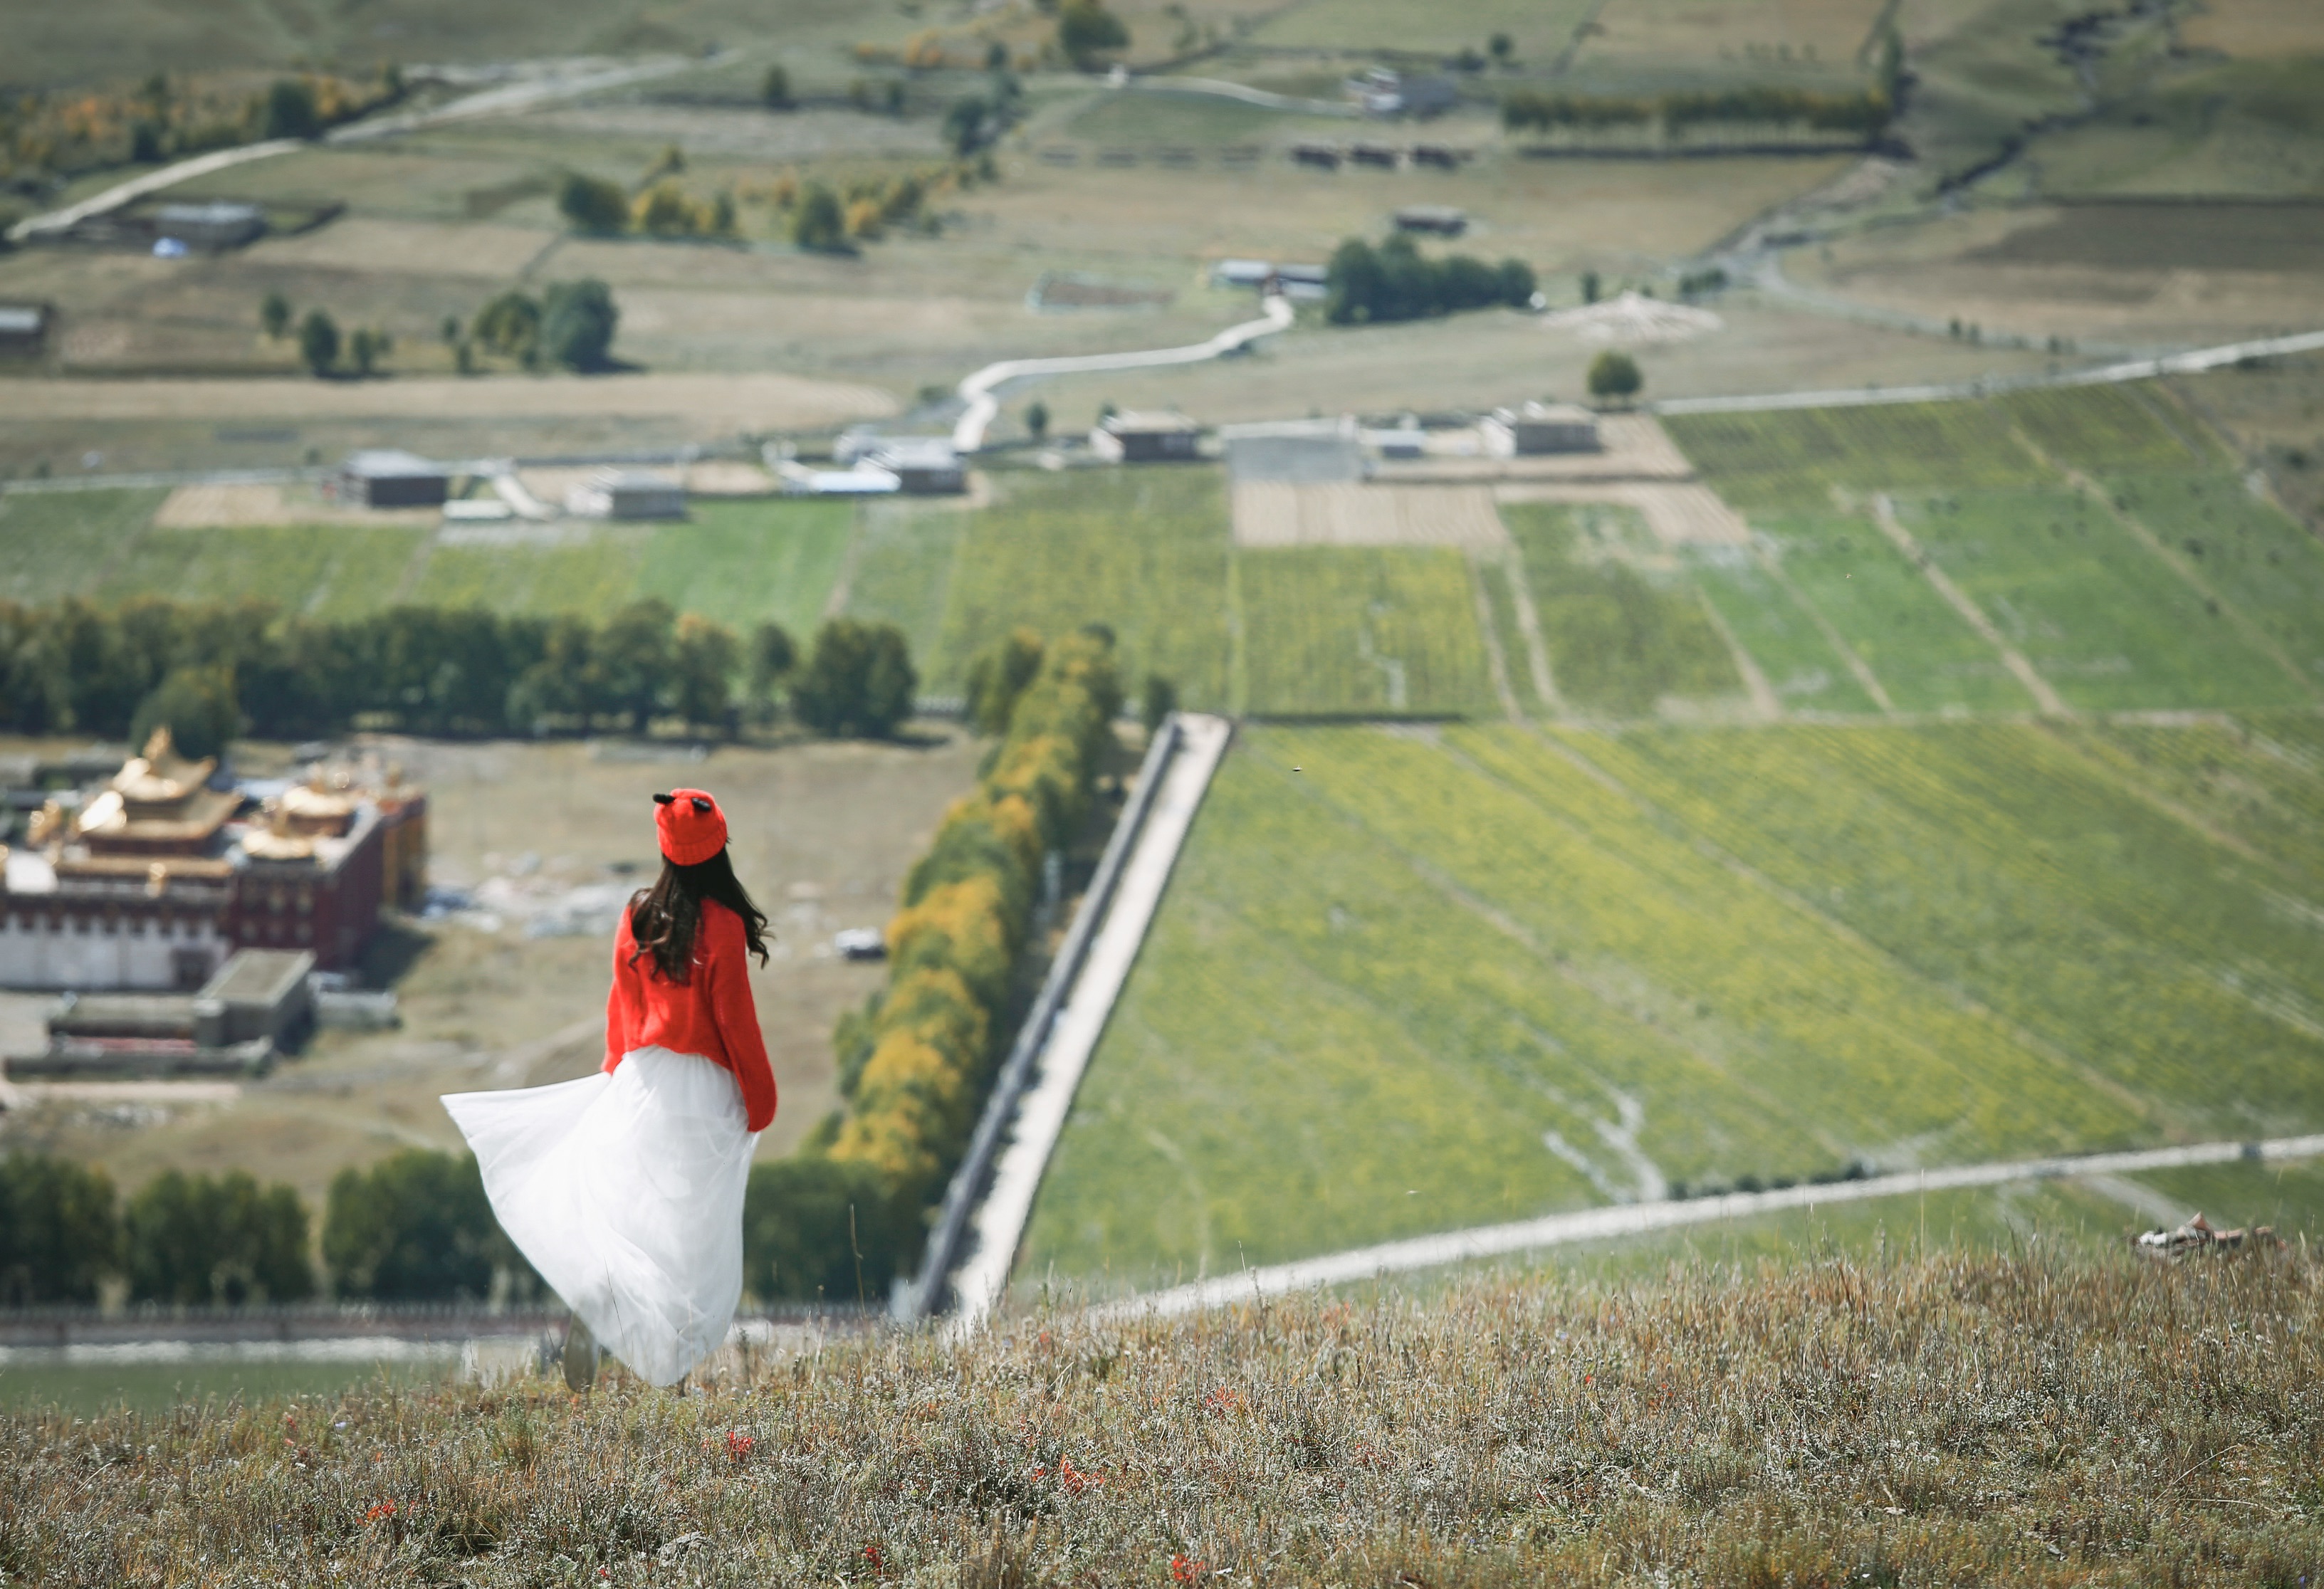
[1088,1133,2324,1320]
[1870,493,2068,716]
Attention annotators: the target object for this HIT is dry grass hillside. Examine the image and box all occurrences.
[4,1251,2320,1585]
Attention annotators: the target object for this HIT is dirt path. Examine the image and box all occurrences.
[1087,1133,2324,1321]
[1870,493,2070,717]
[1758,547,1897,713]
[1467,552,1525,723]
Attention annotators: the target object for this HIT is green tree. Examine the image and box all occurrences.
[347,326,382,377]
[125,1170,315,1306]
[1141,673,1177,731]
[297,308,339,377]
[792,619,917,738]
[742,1156,914,1302]
[762,63,793,109]
[262,78,320,140]
[745,622,797,723]
[943,95,990,157]
[130,664,240,760]
[596,597,678,733]
[963,627,1044,736]
[1587,349,1643,404]
[792,182,848,252]
[323,1150,504,1301]
[260,290,291,340]
[472,289,542,361]
[0,1155,119,1305]
[1058,0,1131,68]
[1581,268,1601,304]
[540,278,619,371]
[1023,399,1050,442]
[672,614,741,733]
[557,171,630,235]
[1489,31,1514,65]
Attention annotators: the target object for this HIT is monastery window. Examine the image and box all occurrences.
[295,921,312,944]
[297,887,313,916]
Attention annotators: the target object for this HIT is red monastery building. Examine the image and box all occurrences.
[0,733,426,991]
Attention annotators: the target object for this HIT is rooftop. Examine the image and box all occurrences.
[1102,411,1201,435]
[340,449,444,480]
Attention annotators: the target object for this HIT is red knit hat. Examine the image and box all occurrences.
[654,788,728,866]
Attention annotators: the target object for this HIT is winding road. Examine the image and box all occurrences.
[952,295,1294,452]
[1087,1132,2324,1323]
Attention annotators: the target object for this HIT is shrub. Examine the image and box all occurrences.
[1325,235,1535,325]
[471,290,540,360]
[297,308,339,376]
[262,78,320,140]
[323,1150,505,1301]
[0,1155,118,1305]
[1058,0,1130,67]
[125,1170,314,1306]
[964,627,1045,736]
[1588,349,1643,404]
[793,182,848,252]
[540,278,619,372]
[557,171,630,235]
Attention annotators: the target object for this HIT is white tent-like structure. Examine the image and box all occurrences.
[1540,290,1724,346]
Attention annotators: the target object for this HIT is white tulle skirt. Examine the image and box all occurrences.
[441,1047,756,1388]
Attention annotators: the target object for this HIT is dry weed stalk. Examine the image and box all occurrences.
[1,1251,2318,1585]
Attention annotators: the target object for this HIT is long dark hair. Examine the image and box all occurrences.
[628,848,770,983]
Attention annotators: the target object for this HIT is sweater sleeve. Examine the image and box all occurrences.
[604,912,640,1074]
[706,908,778,1133]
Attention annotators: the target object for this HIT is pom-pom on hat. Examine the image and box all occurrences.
[653,788,728,866]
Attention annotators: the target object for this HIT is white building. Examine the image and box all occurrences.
[566,468,687,520]
[1482,402,1601,457]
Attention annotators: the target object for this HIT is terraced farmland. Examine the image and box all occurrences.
[1022,717,2324,1286]
[1997,384,2220,474]
[1665,400,2051,513]
[2106,471,2324,692]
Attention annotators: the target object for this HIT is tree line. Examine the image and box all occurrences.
[1502,85,1892,140]
[1325,234,1537,326]
[0,597,920,755]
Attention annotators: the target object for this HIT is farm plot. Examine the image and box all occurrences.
[1898,488,2305,711]
[1665,401,2050,513]
[1762,512,2035,714]
[1503,503,1741,717]
[0,489,167,606]
[1238,548,1497,717]
[100,523,429,619]
[2107,471,2324,691]
[928,469,1235,706]
[1690,550,1883,714]
[837,499,970,666]
[634,500,854,641]
[1997,385,2219,474]
[1572,722,2324,1138]
[1025,721,2180,1283]
[2058,714,2324,899]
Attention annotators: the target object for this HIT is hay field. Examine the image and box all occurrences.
[1023,715,2324,1284]
[0,730,983,1210]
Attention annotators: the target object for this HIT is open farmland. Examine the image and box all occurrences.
[1022,716,2324,1286]
[1663,402,2052,515]
[1238,548,1497,717]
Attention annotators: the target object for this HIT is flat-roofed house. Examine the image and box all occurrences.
[0,301,51,354]
[337,449,449,508]
[869,438,967,495]
[1090,411,1203,463]
[567,468,687,520]
[155,201,266,251]
[1482,401,1601,457]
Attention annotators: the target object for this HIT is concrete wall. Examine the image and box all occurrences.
[0,909,224,991]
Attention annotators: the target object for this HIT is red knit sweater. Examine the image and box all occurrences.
[604,898,778,1133]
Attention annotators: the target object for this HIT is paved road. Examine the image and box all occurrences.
[1123,76,1357,117]
[6,56,704,243]
[952,296,1294,452]
[945,715,1235,1334]
[1086,1132,2324,1323]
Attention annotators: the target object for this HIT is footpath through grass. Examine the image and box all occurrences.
[1025,719,2324,1285]
[4,1254,2317,1585]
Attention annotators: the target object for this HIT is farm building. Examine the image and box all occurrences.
[1208,259,1327,300]
[778,461,900,496]
[24,948,315,1078]
[0,301,52,353]
[1210,259,1274,290]
[154,201,266,251]
[1346,70,1459,119]
[1222,417,1366,484]
[1394,204,1467,236]
[1092,411,1203,463]
[1275,263,1329,302]
[567,468,687,520]
[336,449,449,508]
[869,438,967,495]
[1482,402,1601,456]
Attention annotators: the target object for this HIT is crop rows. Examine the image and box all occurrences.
[1665,400,2050,513]
[835,499,969,666]
[634,500,854,639]
[1998,384,2217,473]
[96,523,427,619]
[2106,471,2324,689]
[2059,714,2324,898]
[1689,549,1883,713]
[1503,504,1739,715]
[0,489,167,606]
[1572,721,2324,1133]
[928,469,1235,706]
[1238,547,1495,717]
[1900,487,2304,710]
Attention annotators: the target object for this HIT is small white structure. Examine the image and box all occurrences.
[1209,258,1274,290]
[566,468,686,520]
[779,461,901,496]
[868,438,966,495]
[1091,410,1202,463]
[1482,402,1601,457]
[337,449,449,508]
[155,201,265,251]
[1539,290,1724,346]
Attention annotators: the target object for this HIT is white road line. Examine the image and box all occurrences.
[946,714,1235,1333]
[1089,1133,2324,1321]
[952,297,1293,453]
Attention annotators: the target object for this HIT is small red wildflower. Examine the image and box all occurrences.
[1200,1388,1243,1416]
[726,1430,755,1462]
[1171,1554,1208,1583]
[863,1541,886,1576]
[362,1500,397,1524]
[1057,1459,1104,1495]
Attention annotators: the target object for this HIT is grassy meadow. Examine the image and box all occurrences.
[1022,715,2324,1286]
[6,1253,2319,1585]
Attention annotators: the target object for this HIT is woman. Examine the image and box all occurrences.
[442,788,776,1388]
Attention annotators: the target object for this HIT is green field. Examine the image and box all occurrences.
[1504,504,1742,715]
[1999,385,2219,474]
[2108,471,2324,691]
[0,488,169,606]
[1022,717,2324,1284]
[1900,488,2308,711]
[1665,400,2053,513]
[1240,547,1496,717]
[1690,548,1883,713]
